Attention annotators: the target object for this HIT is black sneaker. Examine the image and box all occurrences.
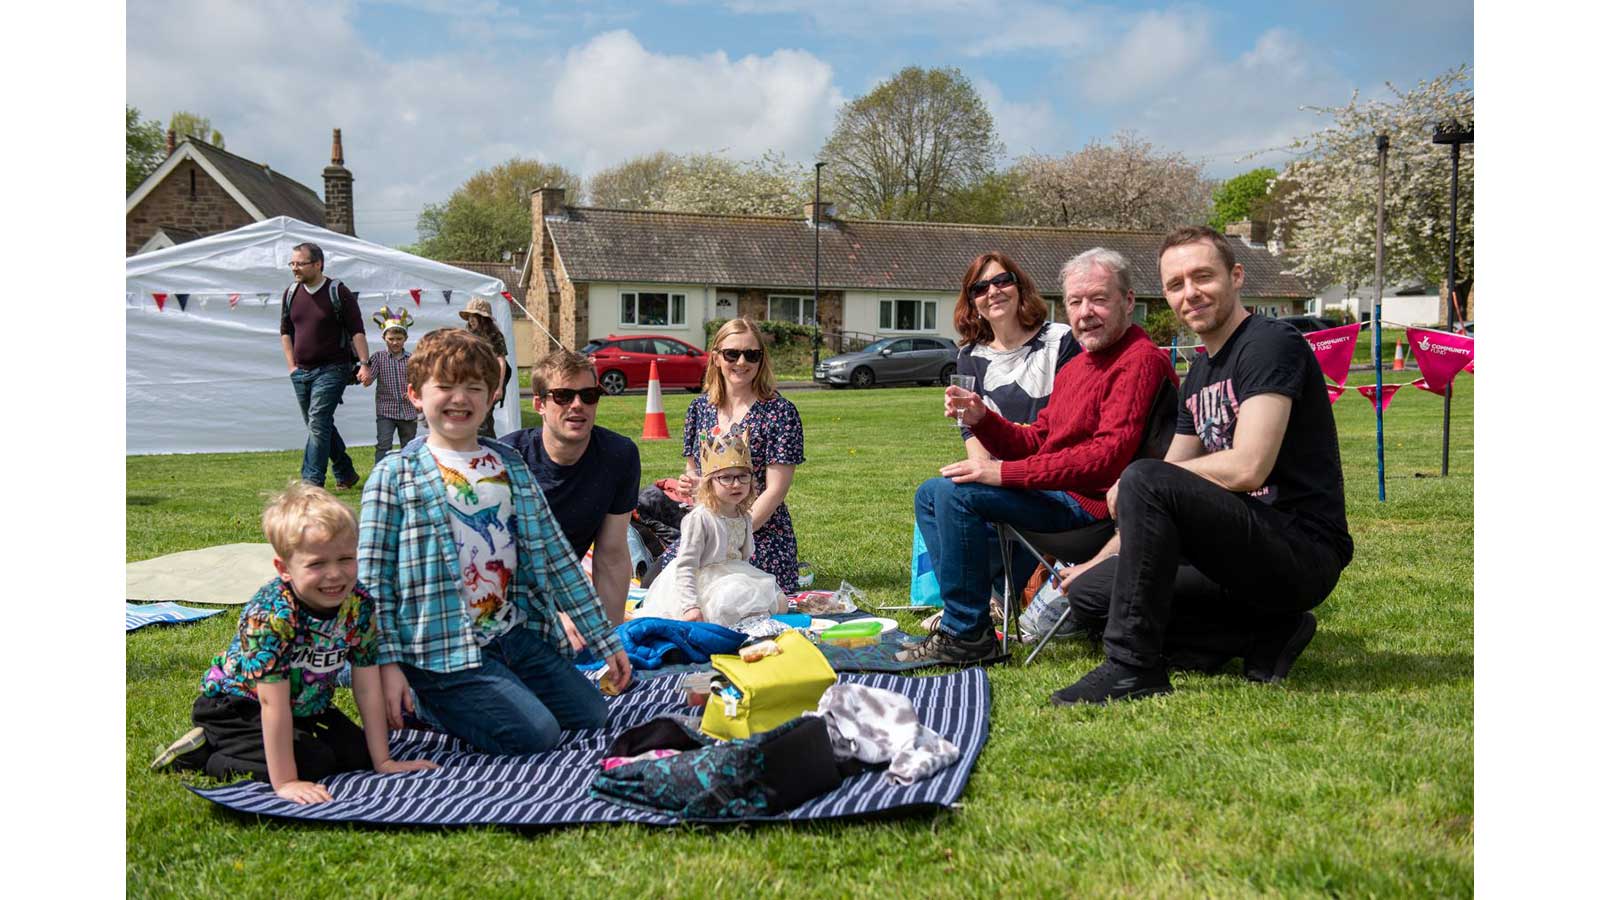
[1049,659,1172,706]
[895,628,1003,666]
[149,726,207,771]
[1244,613,1317,684]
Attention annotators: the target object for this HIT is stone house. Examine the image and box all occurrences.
[515,187,1315,358]
[126,128,356,256]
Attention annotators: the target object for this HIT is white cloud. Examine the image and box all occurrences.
[128,5,842,245]
[546,30,842,173]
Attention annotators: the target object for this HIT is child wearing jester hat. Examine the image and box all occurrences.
[368,306,419,464]
[637,427,785,627]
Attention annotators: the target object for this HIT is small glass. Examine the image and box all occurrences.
[949,374,977,427]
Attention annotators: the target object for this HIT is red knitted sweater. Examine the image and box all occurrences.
[968,324,1178,519]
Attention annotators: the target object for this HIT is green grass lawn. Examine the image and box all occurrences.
[126,374,1474,898]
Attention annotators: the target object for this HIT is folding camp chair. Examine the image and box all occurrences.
[993,377,1179,663]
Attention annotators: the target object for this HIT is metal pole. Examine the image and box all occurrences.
[1440,141,1460,476]
[1432,118,1472,477]
[1373,135,1388,502]
[812,162,825,369]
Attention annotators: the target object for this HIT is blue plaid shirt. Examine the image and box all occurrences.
[358,436,621,672]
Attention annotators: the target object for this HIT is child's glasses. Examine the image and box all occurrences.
[712,473,752,486]
[543,387,602,406]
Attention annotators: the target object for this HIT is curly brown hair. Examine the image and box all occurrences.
[953,251,1049,346]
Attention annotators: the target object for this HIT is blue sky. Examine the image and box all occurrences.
[127,0,1473,247]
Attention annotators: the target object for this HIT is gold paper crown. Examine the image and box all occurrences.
[699,429,752,477]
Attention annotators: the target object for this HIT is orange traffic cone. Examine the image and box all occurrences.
[641,361,671,440]
[1391,336,1407,371]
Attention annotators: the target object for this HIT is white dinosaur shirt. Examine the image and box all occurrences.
[432,445,524,645]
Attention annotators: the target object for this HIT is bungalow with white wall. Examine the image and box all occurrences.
[515,188,1315,358]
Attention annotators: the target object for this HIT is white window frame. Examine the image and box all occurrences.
[878,298,939,333]
[620,290,688,328]
[1132,301,1149,324]
[767,294,816,325]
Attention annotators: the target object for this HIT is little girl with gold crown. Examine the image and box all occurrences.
[638,427,785,626]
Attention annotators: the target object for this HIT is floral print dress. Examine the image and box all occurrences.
[656,392,805,592]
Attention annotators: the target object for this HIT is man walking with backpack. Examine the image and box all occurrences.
[279,242,373,489]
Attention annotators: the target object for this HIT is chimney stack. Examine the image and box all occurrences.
[322,128,355,236]
[804,200,835,227]
[165,128,177,157]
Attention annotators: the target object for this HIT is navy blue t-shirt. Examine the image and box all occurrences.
[502,425,641,556]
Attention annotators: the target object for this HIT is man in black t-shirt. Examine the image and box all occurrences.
[502,350,640,651]
[279,242,372,489]
[1050,225,1354,705]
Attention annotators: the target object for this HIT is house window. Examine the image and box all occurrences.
[621,291,687,327]
[1132,302,1148,324]
[878,299,939,332]
[767,295,816,325]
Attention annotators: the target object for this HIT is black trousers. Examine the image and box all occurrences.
[189,694,372,782]
[1069,459,1346,670]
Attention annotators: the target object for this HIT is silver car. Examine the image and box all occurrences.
[813,337,960,388]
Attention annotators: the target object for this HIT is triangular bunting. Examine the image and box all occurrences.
[228,293,240,309]
[1357,383,1403,412]
[409,289,422,306]
[1305,323,1361,388]
[442,289,453,304]
[257,293,271,305]
[175,293,189,311]
[1411,377,1448,397]
[500,291,515,306]
[152,292,167,311]
[1325,383,1346,404]
[1406,327,1474,393]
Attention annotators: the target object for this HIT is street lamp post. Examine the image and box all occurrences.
[812,161,825,371]
[1432,119,1473,477]
[1374,134,1389,502]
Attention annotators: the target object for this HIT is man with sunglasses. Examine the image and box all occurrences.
[504,350,639,649]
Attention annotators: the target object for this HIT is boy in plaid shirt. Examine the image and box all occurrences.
[359,327,632,755]
[368,306,419,464]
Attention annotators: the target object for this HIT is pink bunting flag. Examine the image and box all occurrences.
[1305,323,1362,387]
[152,292,167,311]
[500,291,515,306]
[1358,383,1403,412]
[1406,327,1474,392]
[409,289,422,306]
[1325,383,1346,404]
[1464,358,1474,374]
[228,293,240,309]
[1411,377,1447,397]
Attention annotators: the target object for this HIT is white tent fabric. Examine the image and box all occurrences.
[126,217,521,455]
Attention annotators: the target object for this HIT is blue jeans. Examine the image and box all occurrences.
[400,625,609,755]
[914,477,1098,641]
[290,363,357,486]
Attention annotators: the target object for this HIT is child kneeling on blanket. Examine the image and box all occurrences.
[149,483,438,804]
[360,327,632,755]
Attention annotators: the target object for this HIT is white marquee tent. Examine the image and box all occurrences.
[126,217,521,455]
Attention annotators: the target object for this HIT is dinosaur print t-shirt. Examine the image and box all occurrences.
[201,577,378,718]
[431,444,524,645]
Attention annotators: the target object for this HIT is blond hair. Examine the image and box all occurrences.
[702,318,776,407]
[262,482,358,558]
[530,349,598,396]
[694,467,758,517]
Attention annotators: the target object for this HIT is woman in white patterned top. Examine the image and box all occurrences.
[952,251,1080,459]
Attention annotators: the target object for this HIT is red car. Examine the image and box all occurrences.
[581,334,711,394]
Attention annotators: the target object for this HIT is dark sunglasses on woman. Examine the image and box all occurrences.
[968,270,1018,298]
[543,387,603,406]
[719,348,764,364]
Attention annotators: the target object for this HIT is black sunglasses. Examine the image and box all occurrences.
[968,270,1018,298]
[719,348,764,364]
[543,387,602,406]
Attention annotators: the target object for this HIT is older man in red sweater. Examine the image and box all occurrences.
[900,247,1178,665]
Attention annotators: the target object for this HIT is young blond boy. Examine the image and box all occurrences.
[360,328,631,755]
[150,483,437,804]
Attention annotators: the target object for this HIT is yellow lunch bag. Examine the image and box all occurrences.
[701,629,838,741]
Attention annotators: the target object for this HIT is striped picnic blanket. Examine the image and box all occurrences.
[191,668,990,826]
[126,602,224,632]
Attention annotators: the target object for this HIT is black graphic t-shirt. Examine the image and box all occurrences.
[1177,315,1353,563]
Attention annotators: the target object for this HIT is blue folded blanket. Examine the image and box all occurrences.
[577,617,747,671]
[126,602,223,632]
